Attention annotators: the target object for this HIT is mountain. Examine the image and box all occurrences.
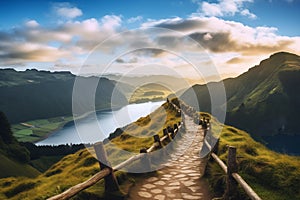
[180,52,300,154]
[0,69,128,123]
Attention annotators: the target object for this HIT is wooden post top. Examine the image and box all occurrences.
[153,134,160,142]
[140,148,147,153]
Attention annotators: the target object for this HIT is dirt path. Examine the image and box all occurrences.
[126,114,212,200]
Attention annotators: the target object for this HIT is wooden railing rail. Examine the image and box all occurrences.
[48,101,182,200]
[179,101,262,200]
[202,128,262,200]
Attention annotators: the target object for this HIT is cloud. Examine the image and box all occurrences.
[226,56,248,64]
[241,9,257,19]
[0,15,123,66]
[127,16,143,23]
[141,16,300,76]
[193,0,256,19]
[53,2,83,19]
[0,42,70,65]
[0,12,299,78]
[25,20,39,28]
[115,57,138,63]
[142,16,299,56]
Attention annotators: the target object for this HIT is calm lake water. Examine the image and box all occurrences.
[36,101,164,145]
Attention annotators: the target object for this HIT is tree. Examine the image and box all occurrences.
[0,111,15,144]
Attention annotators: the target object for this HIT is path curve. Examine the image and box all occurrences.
[127,114,212,200]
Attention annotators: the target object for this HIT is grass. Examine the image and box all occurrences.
[204,113,300,200]
[0,154,40,179]
[11,116,74,143]
[129,83,172,104]
[0,100,181,199]
[29,156,65,172]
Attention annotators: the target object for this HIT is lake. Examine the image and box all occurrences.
[36,101,164,145]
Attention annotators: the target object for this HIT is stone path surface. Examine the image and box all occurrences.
[127,114,212,200]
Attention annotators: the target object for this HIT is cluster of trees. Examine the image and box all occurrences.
[0,111,30,163]
[21,142,85,160]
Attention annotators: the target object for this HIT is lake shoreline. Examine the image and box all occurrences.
[35,101,165,146]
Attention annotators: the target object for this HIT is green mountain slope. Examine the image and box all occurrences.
[0,69,128,123]
[181,52,300,154]
[0,153,40,178]
[205,113,300,200]
[0,100,181,199]
[0,103,299,199]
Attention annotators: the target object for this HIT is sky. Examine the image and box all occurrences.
[0,0,299,80]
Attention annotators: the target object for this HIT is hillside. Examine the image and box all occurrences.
[0,101,299,199]
[0,69,128,124]
[204,112,300,200]
[0,111,40,178]
[0,100,182,199]
[181,52,300,154]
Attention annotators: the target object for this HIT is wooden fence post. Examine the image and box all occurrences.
[153,134,162,148]
[163,128,171,142]
[94,142,120,193]
[174,123,178,130]
[140,148,151,171]
[167,126,175,139]
[224,146,238,200]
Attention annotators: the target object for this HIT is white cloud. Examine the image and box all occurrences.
[201,2,223,17]
[1,12,299,78]
[241,9,257,19]
[127,16,143,23]
[25,20,39,28]
[53,2,83,19]
[141,16,300,76]
[0,15,123,67]
[101,15,122,32]
[195,0,256,19]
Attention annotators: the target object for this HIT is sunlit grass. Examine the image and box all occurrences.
[129,84,172,103]
[0,101,181,199]
[204,113,300,200]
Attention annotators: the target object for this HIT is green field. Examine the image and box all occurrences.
[11,116,74,143]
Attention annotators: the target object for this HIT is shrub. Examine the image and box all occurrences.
[83,157,98,167]
[4,181,36,198]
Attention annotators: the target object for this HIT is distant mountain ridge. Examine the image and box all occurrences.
[0,69,127,123]
[181,52,300,154]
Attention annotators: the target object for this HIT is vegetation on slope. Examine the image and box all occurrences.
[0,69,127,124]
[128,83,171,104]
[0,100,181,199]
[181,52,300,154]
[204,113,300,200]
[11,116,74,143]
[0,111,40,178]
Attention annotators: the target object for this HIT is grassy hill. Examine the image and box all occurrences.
[181,52,300,154]
[128,83,172,103]
[1,99,299,199]
[0,111,40,178]
[0,100,181,199]
[205,113,300,200]
[0,69,128,124]
[0,153,40,179]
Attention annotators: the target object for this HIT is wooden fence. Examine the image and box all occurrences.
[48,102,182,200]
[203,137,262,200]
[48,99,262,200]
[180,102,262,200]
